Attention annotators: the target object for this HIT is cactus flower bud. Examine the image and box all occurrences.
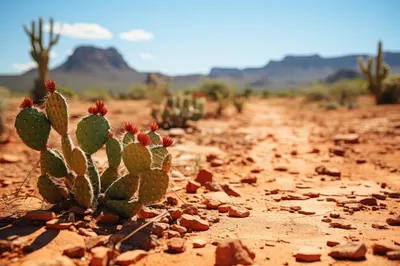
[44,80,56,93]
[88,106,98,114]
[161,136,173,147]
[124,122,138,135]
[150,122,159,131]
[137,132,151,146]
[99,107,108,116]
[108,132,113,138]
[19,97,34,109]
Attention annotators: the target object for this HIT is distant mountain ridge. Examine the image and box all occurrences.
[1,46,400,92]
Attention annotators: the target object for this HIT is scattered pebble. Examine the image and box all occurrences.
[24,210,56,221]
[167,238,186,253]
[228,207,250,218]
[293,247,321,262]
[193,239,207,248]
[215,239,255,266]
[179,214,209,231]
[328,243,367,260]
[186,180,201,193]
[195,169,213,185]
[115,250,147,266]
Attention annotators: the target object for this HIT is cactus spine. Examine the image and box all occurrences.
[23,18,60,104]
[358,41,391,104]
[14,81,174,218]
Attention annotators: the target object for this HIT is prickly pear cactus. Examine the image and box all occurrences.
[15,98,51,150]
[14,81,175,218]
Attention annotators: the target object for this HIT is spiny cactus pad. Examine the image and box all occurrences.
[105,198,142,218]
[15,107,51,150]
[138,169,169,204]
[45,91,68,135]
[162,154,172,173]
[73,175,93,208]
[37,174,67,204]
[86,155,100,200]
[70,148,87,176]
[150,146,168,169]
[100,167,119,191]
[105,173,139,200]
[41,149,68,177]
[76,114,110,154]
[122,143,152,175]
[61,135,74,167]
[106,137,122,168]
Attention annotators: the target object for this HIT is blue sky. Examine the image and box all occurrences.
[1,0,399,75]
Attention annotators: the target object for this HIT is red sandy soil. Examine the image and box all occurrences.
[0,96,399,266]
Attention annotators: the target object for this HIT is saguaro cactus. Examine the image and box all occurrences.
[23,17,60,104]
[358,41,392,104]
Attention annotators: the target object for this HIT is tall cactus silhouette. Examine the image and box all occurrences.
[358,41,391,104]
[23,17,60,104]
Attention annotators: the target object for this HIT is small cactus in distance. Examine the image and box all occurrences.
[14,81,174,218]
[151,92,206,129]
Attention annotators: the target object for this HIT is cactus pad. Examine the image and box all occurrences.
[106,137,122,168]
[73,175,93,208]
[162,154,172,173]
[15,107,51,150]
[105,198,142,218]
[100,167,119,191]
[76,114,110,154]
[122,132,135,146]
[122,143,152,175]
[105,173,139,200]
[61,135,74,167]
[41,149,68,177]
[45,91,68,135]
[138,169,169,204]
[147,131,161,145]
[37,174,67,204]
[150,146,168,169]
[70,148,87,176]
[86,155,100,200]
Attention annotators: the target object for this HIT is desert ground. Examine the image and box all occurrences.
[0,96,399,266]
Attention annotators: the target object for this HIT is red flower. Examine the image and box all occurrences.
[96,100,105,111]
[161,136,173,147]
[19,97,33,109]
[192,92,204,98]
[44,80,56,93]
[108,132,113,138]
[124,122,138,135]
[137,132,151,146]
[88,106,98,114]
[150,122,159,132]
[99,107,108,116]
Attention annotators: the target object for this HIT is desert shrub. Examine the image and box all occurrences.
[81,88,111,101]
[232,96,245,113]
[198,80,235,100]
[303,83,330,102]
[242,87,253,98]
[329,79,366,106]
[58,87,77,98]
[125,84,149,100]
[320,101,338,110]
[380,75,400,104]
[262,89,270,98]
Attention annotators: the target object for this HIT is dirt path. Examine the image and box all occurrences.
[0,98,399,266]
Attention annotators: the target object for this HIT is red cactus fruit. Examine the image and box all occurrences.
[99,107,108,116]
[150,122,159,131]
[108,132,113,138]
[192,92,204,98]
[124,122,138,135]
[161,136,174,147]
[19,97,33,109]
[88,106,98,114]
[96,100,105,111]
[137,132,151,146]
[44,80,56,93]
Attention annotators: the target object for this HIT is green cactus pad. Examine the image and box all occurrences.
[76,115,110,154]
[61,135,74,167]
[73,175,93,209]
[100,167,119,191]
[105,198,142,218]
[122,143,152,175]
[45,92,68,135]
[122,132,135,146]
[162,154,172,173]
[86,155,100,200]
[106,138,122,168]
[15,107,51,151]
[138,169,169,204]
[41,149,68,178]
[150,146,168,169]
[37,174,67,204]
[105,173,139,200]
[147,131,161,145]
[70,148,87,176]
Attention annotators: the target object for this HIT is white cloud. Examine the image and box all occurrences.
[50,51,57,58]
[139,53,155,60]
[119,29,154,42]
[44,22,113,39]
[12,61,36,71]
[66,49,73,56]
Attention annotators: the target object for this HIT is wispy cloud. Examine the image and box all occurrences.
[50,51,57,58]
[44,22,113,39]
[66,49,73,56]
[139,53,155,60]
[12,61,36,71]
[119,29,154,42]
